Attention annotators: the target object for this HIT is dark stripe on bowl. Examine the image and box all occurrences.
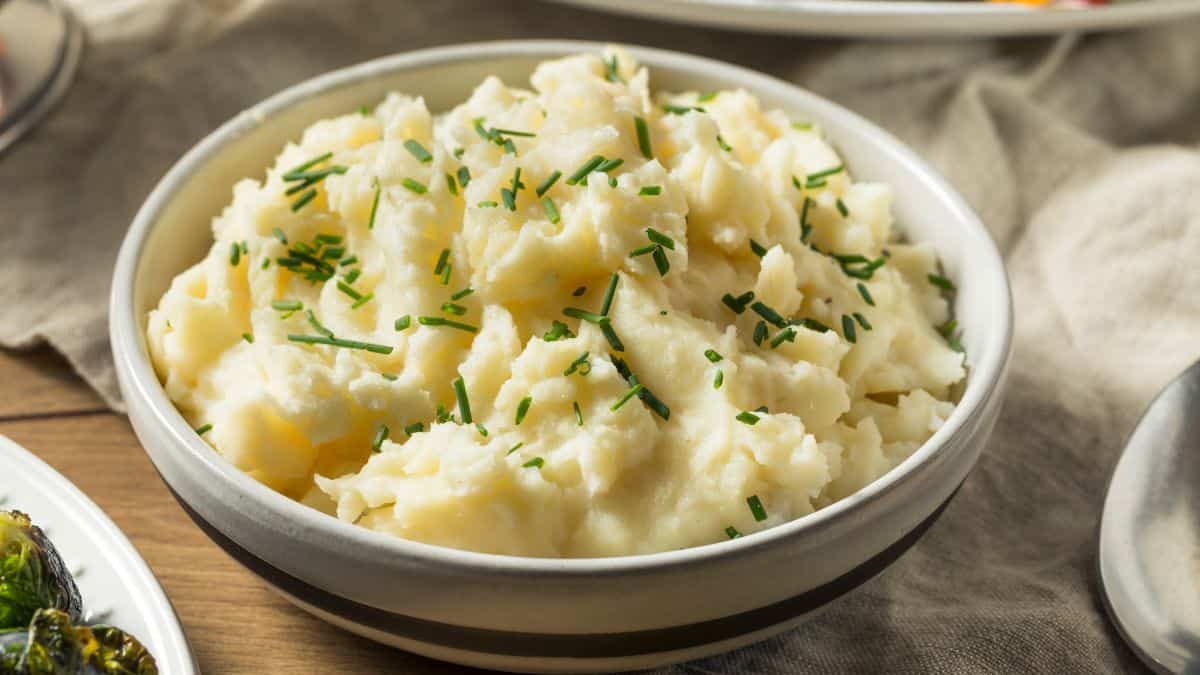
[167,485,956,659]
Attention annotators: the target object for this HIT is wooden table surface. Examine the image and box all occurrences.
[0,347,475,674]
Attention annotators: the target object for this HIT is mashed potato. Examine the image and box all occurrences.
[147,49,965,557]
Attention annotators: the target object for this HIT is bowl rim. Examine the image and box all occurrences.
[110,39,1013,576]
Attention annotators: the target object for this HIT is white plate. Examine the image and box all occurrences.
[550,0,1200,37]
[0,435,198,675]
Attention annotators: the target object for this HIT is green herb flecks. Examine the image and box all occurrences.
[404,139,433,164]
[928,273,956,292]
[417,316,478,333]
[453,376,473,424]
[611,383,644,411]
[195,423,212,436]
[542,197,560,224]
[516,396,532,425]
[639,185,661,196]
[573,401,584,426]
[842,315,857,344]
[564,352,591,377]
[634,116,653,159]
[747,495,768,521]
[523,457,544,469]
[736,411,760,426]
[371,424,389,453]
[394,315,411,331]
[287,334,393,354]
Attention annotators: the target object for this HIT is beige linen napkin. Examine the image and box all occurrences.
[4,1,1199,671]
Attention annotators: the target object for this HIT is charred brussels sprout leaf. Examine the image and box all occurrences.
[0,512,82,631]
[0,609,157,675]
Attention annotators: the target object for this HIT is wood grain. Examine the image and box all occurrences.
[0,351,479,674]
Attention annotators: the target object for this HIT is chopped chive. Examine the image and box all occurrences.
[770,326,797,349]
[629,244,657,258]
[634,116,653,159]
[290,188,318,211]
[639,185,662,196]
[806,164,844,181]
[753,321,768,346]
[453,147,465,159]
[572,286,587,297]
[502,138,517,155]
[457,166,471,188]
[603,54,622,83]
[596,158,624,174]
[646,228,676,250]
[440,262,452,285]
[306,310,334,338]
[566,155,605,185]
[402,178,427,194]
[493,128,536,138]
[433,248,450,276]
[394,315,411,331]
[271,299,303,312]
[600,273,619,316]
[404,422,424,436]
[451,287,474,301]
[261,258,270,269]
[792,175,803,191]
[564,351,591,377]
[736,411,760,426]
[755,405,769,414]
[476,423,488,437]
[793,121,813,130]
[797,318,831,333]
[542,196,560,224]
[836,199,849,218]
[285,178,320,196]
[800,197,813,232]
[343,268,362,285]
[611,383,644,411]
[716,135,732,152]
[522,456,544,469]
[272,227,288,244]
[842,315,858,344]
[722,293,748,314]
[507,442,524,455]
[698,91,718,103]
[705,349,723,363]
[283,152,333,180]
[446,173,458,196]
[939,319,965,353]
[358,104,370,116]
[321,246,346,260]
[713,369,724,389]
[337,280,363,301]
[441,302,466,316]
[371,424,389,452]
[515,396,532,425]
[599,320,625,352]
[229,242,241,266]
[857,282,875,306]
[473,117,493,141]
[651,246,670,276]
[340,255,358,266]
[453,376,472,424]
[747,495,768,521]
[608,176,618,188]
[194,423,212,436]
[315,234,343,245]
[805,177,827,189]
[750,301,788,328]
[435,403,451,424]
[240,240,249,254]
[287,334,393,354]
[417,316,478,333]
[573,401,584,426]
[749,239,768,258]
[242,333,254,343]
[536,170,561,197]
[662,104,703,115]
[501,188,517,211]
[543,320,574,342]
[724,525,742,539]
[477,200,498,208]
[853,312,872,330]
[563,307,606,324]
[403,139,433,164]
[928,273,956,291]
[382,373,399,381]
[363,179,379,230]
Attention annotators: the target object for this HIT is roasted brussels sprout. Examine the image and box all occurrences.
[0,512,82,631]
[0,608,157,675]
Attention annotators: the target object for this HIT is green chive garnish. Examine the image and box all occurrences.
[750,301,788,328]
[842,315,857,344]
[395,315,411,331]
[573,401,584,426]
[662,104,702,115]
[749,239,768,258]
[476,423,488,437]
[272,227,288,244]
[698,91,718,103]
[651,246,670,276]
[736,411,760,426]
[770,327,797,349]
[261,258,270,269]
[366,179,381,229]
[604,54,622,83]
[805,177,827,189]
[287,334,393,354]
[434,248,450,277]
[806,165,844,181]
[600,273,619,316]
[492,128,536,138]
[634,116,653,159]
[566,155,605,185]
[857,282,875,306]
[836,198,849,218]
[402,178,427,194]
[283,152,332,180]
[639,185,661,196]
[194,423,212,436]
[507,442,524,455]
[457,166,471,188]
[713,369,724,389]
[477,201,498,208]
[716,135,732,152]
[564,351,591,377]
[340,255,358,266]
[646,228,675,250]
[753,321,768,346]
[721,292,752,314]
[371,424,389,452]
[599,321,625,353]
[382,373,399,381]
[523,457,544,469]
[725,525,741,539]
[229,242,241,266]
[343,268,361,285]
[272,299,303,312]
[337,280,363,301]
[747,495,768,521]
[630,244,657,258]
[611,383,644,411]
[451,287,474,301]
[536,170,561,197]
[290,188,318,211]
[403,139,433,164]
[563,307,606,323]
[440,262,452,285]
[704,349,723,363]
[242,333,254,343]
[596,158,624,174]
[928,273,956,291]
[446,173,458,196]
[453,376,472,424]
[543,320,574,342]
[417,316,478,333]
[572,286,587,297]
[404,422,424,436]
[501,188,517,211]
[797,317,831,333]
[306,310,334,338]
[853,312,872,330]
[441,302,466,316]
[516,396,532,425]
[542,197,560,224]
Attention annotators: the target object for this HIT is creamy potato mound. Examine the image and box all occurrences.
[147,49,965,557]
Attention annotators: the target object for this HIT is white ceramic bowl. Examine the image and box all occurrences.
[110,41,1012,674]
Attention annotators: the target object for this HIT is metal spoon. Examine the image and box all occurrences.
[1099,360,1200,674]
